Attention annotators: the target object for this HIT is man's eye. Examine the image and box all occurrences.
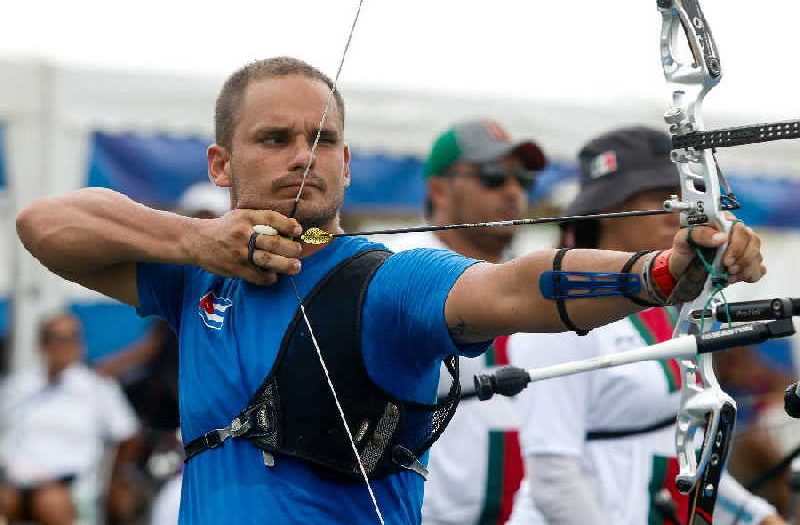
[316,133,338,144]
[261,134,287,145]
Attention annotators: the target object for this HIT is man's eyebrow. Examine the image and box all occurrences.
[314,127,341,140]
[254,126,290,135]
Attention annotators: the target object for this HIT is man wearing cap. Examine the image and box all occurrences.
[16,57,767,525]
[385,119,546,525]
[507,126,785,525]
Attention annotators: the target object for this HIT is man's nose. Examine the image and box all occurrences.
[501,175,525,195]
[289,137,315,171]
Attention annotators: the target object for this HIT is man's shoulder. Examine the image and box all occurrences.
[63,364,120,392]
[1,369,43,399]
[381,231,447,252]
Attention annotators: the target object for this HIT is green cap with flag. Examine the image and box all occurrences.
[424,119,547,178]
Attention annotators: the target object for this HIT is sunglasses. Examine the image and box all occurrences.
[43,331,82,345]
[451,164,538,191]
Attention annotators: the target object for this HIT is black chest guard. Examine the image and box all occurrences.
[184,248,461,481]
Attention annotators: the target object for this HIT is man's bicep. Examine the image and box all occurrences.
[445,253,563,343]
[64,263,140,307]
[444,263,500,342]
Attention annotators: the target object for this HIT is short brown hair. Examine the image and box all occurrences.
[214,56,345,150]
[38,311,80,344]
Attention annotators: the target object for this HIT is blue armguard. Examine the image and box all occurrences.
[540,271,641,300]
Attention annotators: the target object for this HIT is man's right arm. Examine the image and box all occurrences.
[16,187,303,307]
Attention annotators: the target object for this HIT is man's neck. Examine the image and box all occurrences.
[433,230,506,263]
[299,217,342,258]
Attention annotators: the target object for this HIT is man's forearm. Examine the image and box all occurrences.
[507,248,652,332]
[16,187,195,275]
[448,248,649,341]
[447,220,765,342]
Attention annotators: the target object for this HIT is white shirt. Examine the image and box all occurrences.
[0,363,139,486]
[384,231,525,525]
[150,472,182,525]
[507,312,775,525]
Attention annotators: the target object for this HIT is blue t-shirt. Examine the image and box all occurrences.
[136,236,487,525]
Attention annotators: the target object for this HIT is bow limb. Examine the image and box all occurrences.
[659,1,736,523]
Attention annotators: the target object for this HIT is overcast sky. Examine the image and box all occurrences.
[2,0,799,120]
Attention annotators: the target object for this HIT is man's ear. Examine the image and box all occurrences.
[427,176,449,213]
[207,144,232,187]
[342,143,352,187]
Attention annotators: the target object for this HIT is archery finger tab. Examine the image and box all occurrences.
[253,224,278,236]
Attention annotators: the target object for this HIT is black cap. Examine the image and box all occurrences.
[565,126,679,216]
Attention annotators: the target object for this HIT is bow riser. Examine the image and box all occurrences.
[659,2,736,520]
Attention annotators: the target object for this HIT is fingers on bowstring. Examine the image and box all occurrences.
[239,210,303,278]
[247,210,303,238]
[248,222,302,276]
[255,232,303,259]
[250,249,302,276]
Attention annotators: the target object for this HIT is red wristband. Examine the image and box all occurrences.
[651,249,676,299]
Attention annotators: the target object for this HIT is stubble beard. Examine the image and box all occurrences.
[451,192,517,255]
[231,170,344,231]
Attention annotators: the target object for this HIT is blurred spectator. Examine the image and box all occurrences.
[177,180,231,219]
[717,344,798,517]
[0,311,139,525]
[383,119,547,525]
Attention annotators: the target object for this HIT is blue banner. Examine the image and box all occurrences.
[87,131,800,228]
[69,302,154,363]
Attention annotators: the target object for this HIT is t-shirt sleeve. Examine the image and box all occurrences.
[136,261,186,331]
[509,331,593,457]
[366,248,487,359]
[361,248,489,400]
[98,377,140,442]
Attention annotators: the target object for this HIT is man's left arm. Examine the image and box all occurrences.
[445,222,764,343]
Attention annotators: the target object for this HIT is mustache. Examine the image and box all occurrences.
[272,171,327,193]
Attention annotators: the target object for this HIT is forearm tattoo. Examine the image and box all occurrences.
[448,317,470,339]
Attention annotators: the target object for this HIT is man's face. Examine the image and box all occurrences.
[210,75,350,229]
[434,154,530,241]
[40,315,84,374]
[599,187,680,251]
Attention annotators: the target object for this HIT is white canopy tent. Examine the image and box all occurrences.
[2,58,799,371]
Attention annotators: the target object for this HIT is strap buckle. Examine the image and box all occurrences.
[204,417,251,449]
[392,446,429,479]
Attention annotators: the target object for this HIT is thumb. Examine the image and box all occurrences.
[669,226,726,278]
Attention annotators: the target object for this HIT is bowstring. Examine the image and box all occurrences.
[290,0,366,217]
[286,0,385,523]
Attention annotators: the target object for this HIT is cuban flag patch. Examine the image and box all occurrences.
[198,291,233,330]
